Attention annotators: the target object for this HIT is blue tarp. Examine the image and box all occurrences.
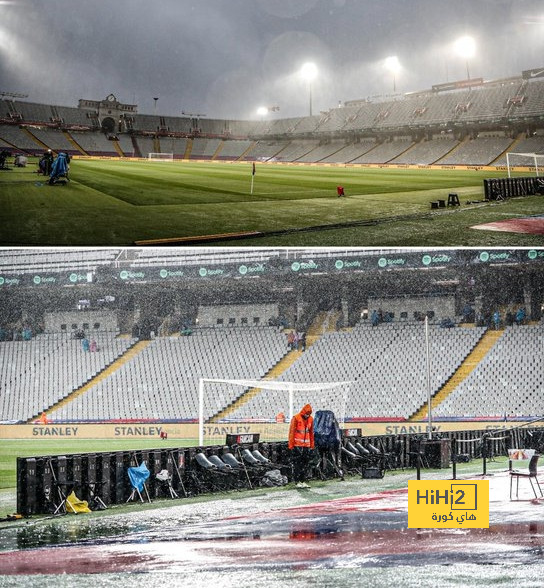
[49,152,68,180]
[127,461,150,492]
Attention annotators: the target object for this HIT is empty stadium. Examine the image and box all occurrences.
[1,245,543,425]
[2,68,544,246]
[1,247,544,585]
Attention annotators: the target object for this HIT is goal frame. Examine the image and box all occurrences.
[506,152,543,178]
[198,377,350,446]
[148,152,174,162]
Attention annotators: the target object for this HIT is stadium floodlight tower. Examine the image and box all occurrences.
[300,62,318,116]
[454,35,476,80]
[384,56,401,93]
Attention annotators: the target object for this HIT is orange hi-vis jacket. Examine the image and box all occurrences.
[288,404,314,449]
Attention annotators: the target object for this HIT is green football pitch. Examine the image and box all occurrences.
[0,158,542,246]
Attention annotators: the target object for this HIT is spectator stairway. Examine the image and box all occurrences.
[410,328,503,420]
[32,339,148,422]
[209,312,330,422]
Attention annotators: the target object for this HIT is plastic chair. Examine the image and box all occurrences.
[510,454,543,500]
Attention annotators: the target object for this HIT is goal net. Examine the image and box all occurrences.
[148,152,174,162]
[198,378,351,446]
[506,152,544,178]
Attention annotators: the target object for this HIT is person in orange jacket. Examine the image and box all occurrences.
[288,403,314,488]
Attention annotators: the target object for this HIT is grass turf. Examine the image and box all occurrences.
[1,158,543,245]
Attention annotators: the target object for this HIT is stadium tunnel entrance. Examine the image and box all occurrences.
[101,117,116,135]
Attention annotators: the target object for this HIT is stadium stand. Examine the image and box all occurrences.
[265,117,304,136]
[1,247,543,425]
[509,79,544,118]
[163,116,193,134]
[55,105,92,127]
[27,128,78,154]
[46,327,288,422]
[291,114,324,135]
[391,136,459,165]
[132,114,162,132]
[295,141,346,163]
[6,318,544,424]
[0,125,42,153]
[133,135,155,158]
[350,138,414,164]
[434,325,544,419]
[438,136,513,166]
[0,249,119,273]
[190,137,222,159]
[494,135,544,165]
[130,247,282,267]
[199,118,230,136]
[316,105,362,133]
[273,140,320,162]
[0,333,136,422]
[157,136,189,158]
[13,101,54,124]
[215,139,253,160]
[69,130,118,156]
[226,323,486,421]
[116,133,137,156]
[1,70,544,165]
[319,140,377,163]
[245,140,286,161]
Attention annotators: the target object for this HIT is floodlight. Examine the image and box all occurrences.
[454,36,476,59]
[384,56,401,92]
[384,56,400,74]
[454,36,476,79]
[300,62,318,82]
[257,106,268,117]
[300,62,318,116]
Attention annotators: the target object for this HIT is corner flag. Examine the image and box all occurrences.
[250,162,256,194]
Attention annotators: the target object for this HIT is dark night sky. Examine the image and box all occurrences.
[1,0,543,118]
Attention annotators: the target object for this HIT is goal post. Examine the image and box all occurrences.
[506,152,543,178]
[198,378,351,446]
[148,152,174,162]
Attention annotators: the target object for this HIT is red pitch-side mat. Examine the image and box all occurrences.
[471,215,544,234]
[1,482,544,575]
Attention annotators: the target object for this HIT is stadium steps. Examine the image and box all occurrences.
[409,328,504,421]
[30,340,151,422]
[63,131,88,155]
[112,140,125,157]
[237,142,256,161]
[389,137,423,163]
[21,128,50,151]
[306,312,328,338]
[269,141,291,161]
[209,314,330,422]
[384,140,415,163]
[183,139,193,160]
[490,132,524,165]
[131,136,142,157]
[208,348,303,422]
[433,135,469,164]
[212,141,224,160]
[315,143,351,163]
